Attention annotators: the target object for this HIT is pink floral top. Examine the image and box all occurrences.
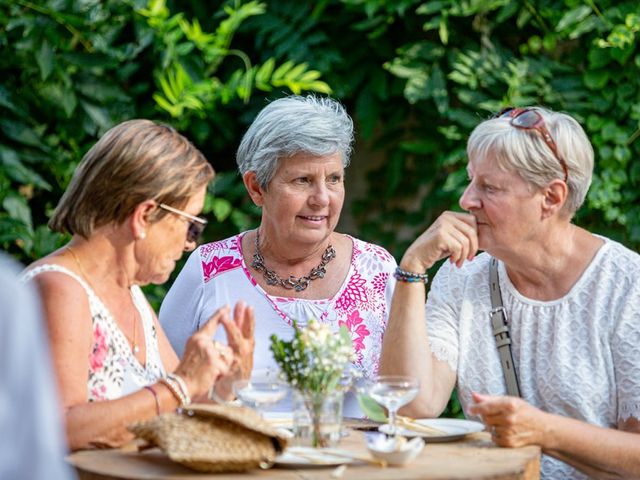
[160,233,397,416]
[23,264,165,401]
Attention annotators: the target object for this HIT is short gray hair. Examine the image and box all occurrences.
[236,95,354,188]
[467,107,593,216]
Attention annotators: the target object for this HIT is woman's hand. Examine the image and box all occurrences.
[469,392,550,448]
[221,301,255,380]
[172,306,235,399]
[402,211,478,271]
[210,301,255,402]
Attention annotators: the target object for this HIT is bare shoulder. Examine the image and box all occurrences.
[27,259,92,335]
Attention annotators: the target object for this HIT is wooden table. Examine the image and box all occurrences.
[68,431,540,480]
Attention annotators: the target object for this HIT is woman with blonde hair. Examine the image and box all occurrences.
[23,119,254,450]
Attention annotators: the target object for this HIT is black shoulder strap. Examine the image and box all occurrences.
[489,257,521,397]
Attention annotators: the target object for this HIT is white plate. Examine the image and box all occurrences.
[275,447,354,468]
[379,418,484,442]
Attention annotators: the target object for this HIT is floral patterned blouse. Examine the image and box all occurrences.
[22,264,165,401]
[160,232,397,416]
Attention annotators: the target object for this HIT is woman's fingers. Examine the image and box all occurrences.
[408,211,479,269]
[241,305,255,339]
[211,342,234,374]
[199,305,231,337]
[218,302,255,380]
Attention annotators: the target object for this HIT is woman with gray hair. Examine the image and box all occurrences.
[379,107,640,479]
[160,95,397,416]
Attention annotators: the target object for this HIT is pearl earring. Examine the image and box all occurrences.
[139,232,146,240]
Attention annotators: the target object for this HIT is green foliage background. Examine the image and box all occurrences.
[2,0,639,417]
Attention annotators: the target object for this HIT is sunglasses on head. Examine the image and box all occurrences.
[158,203,208,243]
[495,107,569,183]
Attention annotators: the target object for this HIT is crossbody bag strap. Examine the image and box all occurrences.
[489,257,521,397]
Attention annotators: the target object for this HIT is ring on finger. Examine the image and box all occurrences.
[212,340,229,359]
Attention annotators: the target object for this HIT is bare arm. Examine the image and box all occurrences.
[471,393,640,479]
[379,211,478,417]
[36,273,233,450]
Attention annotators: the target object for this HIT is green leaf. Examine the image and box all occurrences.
[3,194,32,230]
[416,1,449,16]
[357,394,387,422]
[0,85,27,118]
[284,62,308,81]
[0,119,48,150]
[427,65,448,113]
[583,70,609,90]
[80,101,112,130]
[0,147,52,190]
[272,60,294,81]
[211,197,233,222]
[41,84,77,118]
[438,16,449,45]
[555,6,592,32]
[36,40,55,81]
[306,80,332,94]
[255,58,275,87]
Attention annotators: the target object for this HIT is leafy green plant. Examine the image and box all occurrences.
[138,0,330,121]
[0,0,331,270]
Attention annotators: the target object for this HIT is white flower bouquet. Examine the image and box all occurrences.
[270,319,353,395]
[270,320,354,447]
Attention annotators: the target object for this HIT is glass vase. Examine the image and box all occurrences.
[292,390,343,448]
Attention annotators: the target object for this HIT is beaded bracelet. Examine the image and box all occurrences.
[394,266,429,284]
[160,375,191,407]
[159,377,184,406]
[143,385,161,416]
[167,373,191,406]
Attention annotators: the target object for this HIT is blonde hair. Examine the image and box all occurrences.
[49,119,214,237]
[467,107,593,217]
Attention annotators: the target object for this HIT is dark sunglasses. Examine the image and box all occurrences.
[158,203,208,243]
[495,107,568,182]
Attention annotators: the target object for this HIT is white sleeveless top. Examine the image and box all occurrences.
[22,264,165,401]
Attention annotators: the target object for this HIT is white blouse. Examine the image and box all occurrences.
[22,264,165,401]
[160,232,397,416]
[426,238,640,479]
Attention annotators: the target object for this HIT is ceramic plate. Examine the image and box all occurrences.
[274,447,354,468]
[379,418,484,442]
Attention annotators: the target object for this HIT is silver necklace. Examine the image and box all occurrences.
[252,230,336,292]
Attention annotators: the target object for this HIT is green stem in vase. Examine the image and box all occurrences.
[307,395,326,448]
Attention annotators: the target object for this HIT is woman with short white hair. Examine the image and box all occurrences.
[380,107,640,479]
[161,95,397,416]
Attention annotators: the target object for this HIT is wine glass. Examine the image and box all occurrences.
[233,377,289,413]
[367,375,419,436]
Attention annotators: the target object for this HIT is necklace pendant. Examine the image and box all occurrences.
[133,344,140,354]
[253,230,336,292]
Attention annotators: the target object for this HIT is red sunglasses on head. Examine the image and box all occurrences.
[495,107,569,183]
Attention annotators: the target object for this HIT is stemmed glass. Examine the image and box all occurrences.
[233,377,289,414]
[367,375,419,436]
